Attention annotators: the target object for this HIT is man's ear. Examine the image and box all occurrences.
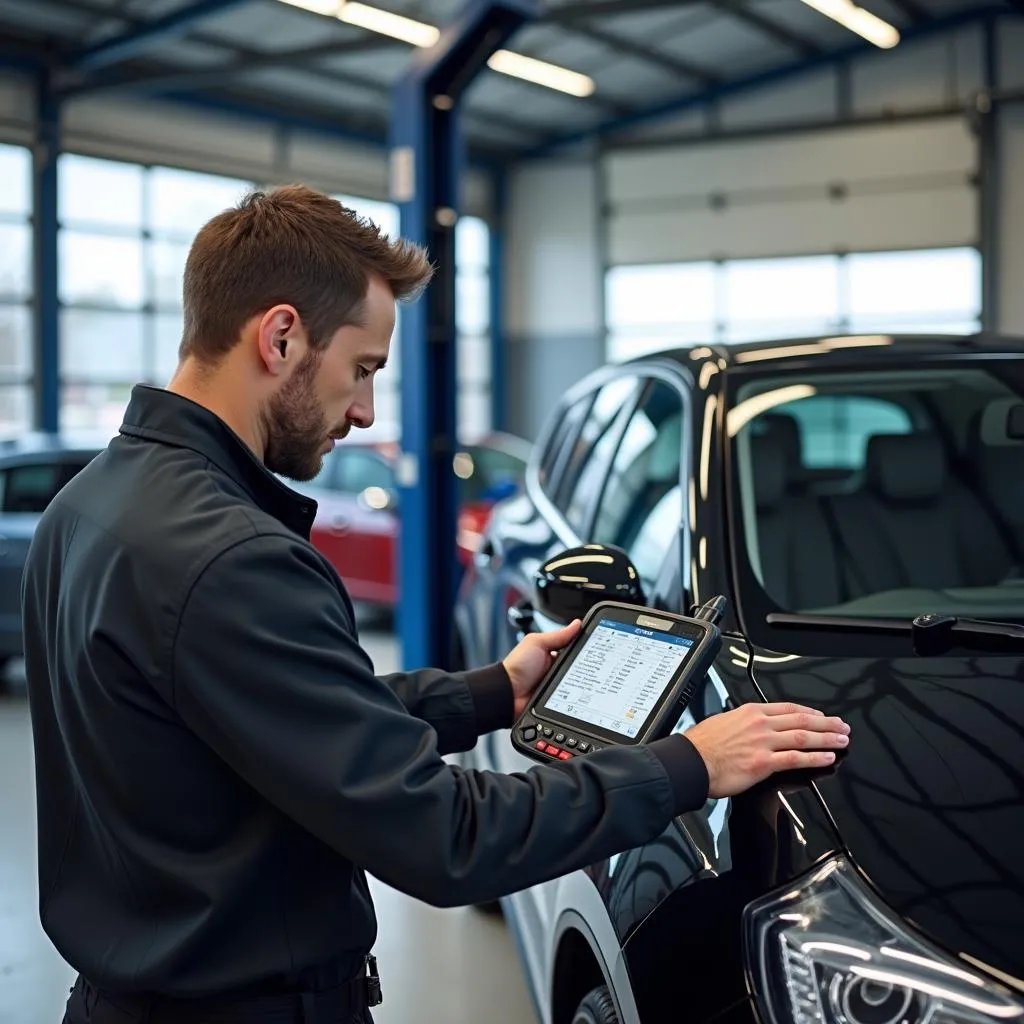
[256,305,304,375]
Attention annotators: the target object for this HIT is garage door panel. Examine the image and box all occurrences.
[605,115,977,262]
[608,183,976,264]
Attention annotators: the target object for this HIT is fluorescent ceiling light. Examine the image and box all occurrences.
[487,49,595,97]
[339,2,440,47]
[799,0,900,48]
[276,0,594,97]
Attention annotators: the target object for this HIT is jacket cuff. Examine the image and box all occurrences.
[648,734,710,815]
[464,663,515,736]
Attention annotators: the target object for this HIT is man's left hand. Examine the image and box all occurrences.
[503,619,582,718]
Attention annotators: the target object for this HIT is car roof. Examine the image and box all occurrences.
[628,332,1024,376]
[0,430,113,459]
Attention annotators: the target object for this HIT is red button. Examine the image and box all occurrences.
[558,751,573,760]
[536,740,548,751]
[545,744,561,756]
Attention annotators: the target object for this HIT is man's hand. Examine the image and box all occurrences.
[685,702,850,798]
[503,620,582,718]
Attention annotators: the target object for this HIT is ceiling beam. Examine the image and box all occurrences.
[57,37,405,96]
[560,21,720,85]
[868,0,929,23]
[711,0,822,57]
[528,3,1006,156]
[71,0,250,72]
[54,0,563,140]
[542,0,696,20]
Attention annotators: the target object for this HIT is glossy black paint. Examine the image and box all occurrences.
[534,544,647,624]
[453,334,1024,1023]
[750,651,1024,982]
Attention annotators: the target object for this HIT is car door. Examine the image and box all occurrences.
[316,448,398,602]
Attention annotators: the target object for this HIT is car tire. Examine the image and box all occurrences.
[572,985,620,1024]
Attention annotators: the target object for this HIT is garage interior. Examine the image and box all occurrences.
[0,0,1023,1022]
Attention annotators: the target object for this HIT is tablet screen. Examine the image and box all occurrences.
[541,618,695,738]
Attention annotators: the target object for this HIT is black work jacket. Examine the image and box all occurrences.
[21,384,708,998]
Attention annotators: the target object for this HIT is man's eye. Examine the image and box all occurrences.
[357,366,371,381]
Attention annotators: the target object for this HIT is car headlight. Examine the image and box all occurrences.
[744,856,1023,1024]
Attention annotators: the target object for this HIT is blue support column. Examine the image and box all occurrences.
[979,13,1000,333]
[33,75,60,433]
[489,166,507,433]
[389,0,538,669]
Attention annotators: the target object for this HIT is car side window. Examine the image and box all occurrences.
[558,378,641,536]
[2,463,66,513]
[554,377,640,526]
[538,396,591,496]
[336,452,396,494]
[591,380,686,590]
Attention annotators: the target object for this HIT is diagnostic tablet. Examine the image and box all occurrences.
[511,600,722,764]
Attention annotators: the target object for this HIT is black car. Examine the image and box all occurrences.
[0,432,106,677]
[453,334,1024,1024]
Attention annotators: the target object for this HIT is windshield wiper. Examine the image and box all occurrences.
[766,613,912,635]
[911,613,1024,655]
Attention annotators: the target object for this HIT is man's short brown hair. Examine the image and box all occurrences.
[180,184,433,362]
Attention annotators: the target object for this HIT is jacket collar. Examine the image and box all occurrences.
[119,384,318,538]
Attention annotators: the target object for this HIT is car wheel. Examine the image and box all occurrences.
[572,985,620,1024]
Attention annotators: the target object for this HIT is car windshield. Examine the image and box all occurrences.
[729,356,1024,622]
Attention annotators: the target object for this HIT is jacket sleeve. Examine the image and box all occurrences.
[375,663,514,754]
[170,534,709,909]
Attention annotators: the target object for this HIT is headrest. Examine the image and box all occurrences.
[978,397,1024,447]
[758,413,802,477]
[751,434,788,510]
[647,415,682,482]
[867,434,946,503]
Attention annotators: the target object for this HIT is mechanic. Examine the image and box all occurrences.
[22,184,851,1024]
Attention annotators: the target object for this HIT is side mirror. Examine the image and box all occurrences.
[533,544,646,625]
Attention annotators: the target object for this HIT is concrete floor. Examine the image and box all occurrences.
[0,623,536,1024]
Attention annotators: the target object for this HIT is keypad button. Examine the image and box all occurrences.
[545,744,561,756]
[577,741,590,753]
[558,751,573,760]
[565,737,577,748]
[522,727,537,742]
[542,726,553,738]
[555,733,566,743]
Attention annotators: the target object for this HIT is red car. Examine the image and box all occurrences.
[291,433,531,607]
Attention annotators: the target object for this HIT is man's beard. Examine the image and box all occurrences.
[263,350,343,482]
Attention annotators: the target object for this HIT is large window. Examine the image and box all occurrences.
[0,143,34,435]
[334,193,494,443]
[55,161,493,437]
[607,248,982,362]
[58,156,254,431]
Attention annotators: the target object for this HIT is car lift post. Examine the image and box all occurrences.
[389,0,538,669]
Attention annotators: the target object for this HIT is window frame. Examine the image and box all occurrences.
[722,353,1024,658]
[525,358,695,579]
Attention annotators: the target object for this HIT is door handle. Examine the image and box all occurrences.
[507,599,534,637]
[329,514,351,535]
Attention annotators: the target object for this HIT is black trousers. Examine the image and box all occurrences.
[62,976,374,1024]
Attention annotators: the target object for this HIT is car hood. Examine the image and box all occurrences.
[749,650,1024,983]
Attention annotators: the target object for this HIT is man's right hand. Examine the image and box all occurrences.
[685,702,850,798]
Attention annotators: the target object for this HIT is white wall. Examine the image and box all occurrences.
[503,159,604,440]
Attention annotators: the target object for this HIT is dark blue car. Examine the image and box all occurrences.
[0,432,106,678]
[453,334,1024,1024]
